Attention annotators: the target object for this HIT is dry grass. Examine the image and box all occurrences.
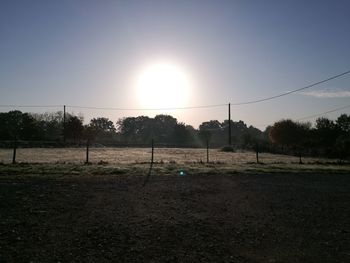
[0,147,337,165]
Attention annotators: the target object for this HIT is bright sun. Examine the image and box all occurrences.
[136,62,191,109]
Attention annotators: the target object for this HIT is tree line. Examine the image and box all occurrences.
[0,110,349,160]
[268,115,350,161]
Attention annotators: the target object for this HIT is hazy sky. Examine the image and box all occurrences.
[1,0,350,129]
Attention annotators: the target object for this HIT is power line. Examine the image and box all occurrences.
[1,69,349,111]
[257,103,350,127]
[0,104,62,108]
[68,69,350,110]
[230,69,350,105]
[296,104,350,121]
[65,103,227,111]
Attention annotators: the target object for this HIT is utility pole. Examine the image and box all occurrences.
[228,103,232,146]
[63,105,66,144]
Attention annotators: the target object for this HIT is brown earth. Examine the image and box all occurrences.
[0,172,349,262]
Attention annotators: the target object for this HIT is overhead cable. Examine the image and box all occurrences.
[230,69,350,105]
[296,104,350,121]
[66,103,227,111]
[0,69,349,110]
[0,104,62,108]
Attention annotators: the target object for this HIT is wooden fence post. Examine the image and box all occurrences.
[256,143,259,164]
[85,139,90,164]
[151,139,154,164]
[143,139,155,187]
[12,138,17,164]
[206,139,209,163]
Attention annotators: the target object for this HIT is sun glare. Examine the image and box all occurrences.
[136,62,191,109]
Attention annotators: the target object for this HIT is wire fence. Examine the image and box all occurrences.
[0,141,335,165]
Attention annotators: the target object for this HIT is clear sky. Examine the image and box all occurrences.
[1,0,350,130]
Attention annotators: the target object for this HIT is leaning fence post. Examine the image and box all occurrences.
[12,138,17,164]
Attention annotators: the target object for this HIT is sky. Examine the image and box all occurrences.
[1,0,350,130]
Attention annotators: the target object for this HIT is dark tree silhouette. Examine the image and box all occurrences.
[90,117,116,133]
[4,111,23,140]
[32,111,64,141]
[64,116,84,144]
[314,117,338,156]
[153,115,177,143]
[1,109,349,160]
[117,115,182,144]
[19,113,41,140]
[83,124,98,142]
[88,117,117,144]
[335,114,350,160]
[0,111,18,140]
[172,122,192,144]
[269,119,310,163]
[0,111,40,141]
[117,116,153,143]
[199,120,222,147]
[336,114,350,133]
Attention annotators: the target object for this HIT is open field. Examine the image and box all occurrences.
[0,168,349,262]
[0,147,341,165]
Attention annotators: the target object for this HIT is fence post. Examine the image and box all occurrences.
[85,139,90,164]
[151,139,154,164]
[12,138,17,164]
[206,139,209,163]
[256,143,259,164]
[143,139,154,187]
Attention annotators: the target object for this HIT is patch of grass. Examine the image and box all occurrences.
[1,147,347,167]
[221,146,235,152]
[0,159,349,179]
[97,160,109,165]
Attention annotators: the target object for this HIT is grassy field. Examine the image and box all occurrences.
[0,147,349,177]
[0,147,341,165]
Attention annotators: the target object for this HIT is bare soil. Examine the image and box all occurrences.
[0,172,349,262]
